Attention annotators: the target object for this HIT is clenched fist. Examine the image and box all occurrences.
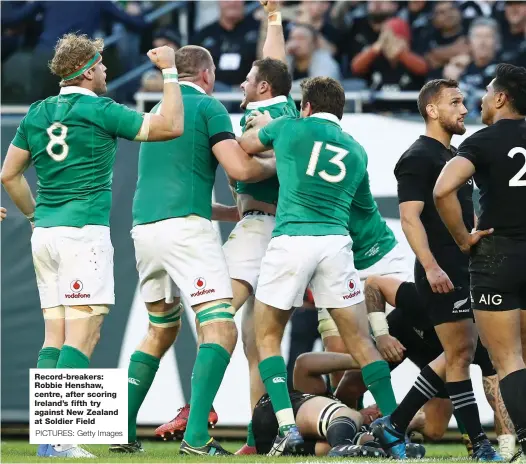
[147,46,176,70]
[260,0,280,14]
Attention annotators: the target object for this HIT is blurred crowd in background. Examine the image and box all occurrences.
[2,0,526,115]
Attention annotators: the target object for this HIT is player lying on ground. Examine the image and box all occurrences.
[312,274,516,460]
[155,2,299,454]
[434,63,526,463]
[251,390,386,458]
[239,76,400,456]
[111,44,276,457]
[0,34,184,459]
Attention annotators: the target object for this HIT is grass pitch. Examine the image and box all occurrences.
[1,439,474,463]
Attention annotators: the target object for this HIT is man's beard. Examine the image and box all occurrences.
[439,115,466,135]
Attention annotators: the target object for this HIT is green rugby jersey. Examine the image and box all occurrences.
[11,86,143,228]
[258,113,367,238]
[236,95,299,205]
[349,171,397,270]
[132,82,234,226]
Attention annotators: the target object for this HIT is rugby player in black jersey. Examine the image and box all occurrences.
[434,63,526,461]
[372,79,502,461]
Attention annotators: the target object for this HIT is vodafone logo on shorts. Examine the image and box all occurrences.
[191,277,215,298]
[65,279,91,299]
[343,278,361,300]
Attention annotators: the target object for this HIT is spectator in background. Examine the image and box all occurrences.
[340,0,400,75]
[349,14,428,98]
[498,0,526,65]
[152,28,182,51]
[285,23,341,86]
[460,18,501,116]
[2,1,148,101]
[399,1,433,45]
[295,1,341,56]
[140,69,163,93]
[424,1,470,70]
[192,0,259,89]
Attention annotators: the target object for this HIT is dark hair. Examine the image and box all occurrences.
[417,79,459,121]
[174,45,213,79]
[252,58,292,98]
[493,63,526,116]
[300,76,345,119]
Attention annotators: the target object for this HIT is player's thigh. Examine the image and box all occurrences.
[358,243,412,282]
[422,397,453,440]
[311,235,364,310]
[255,235,317,311]
[160,216,233,307]
[56,226,114,307]
[222,214,274,295]
[131,222,173,304]
[31,228,61,310]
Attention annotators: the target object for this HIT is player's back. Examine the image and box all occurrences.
[349,171,396,268]
[133,83,230,226]
[270,114,367,238]
[13,88,143,227]
[458,119,526,238]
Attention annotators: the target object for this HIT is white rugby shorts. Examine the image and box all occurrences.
[131,216,233,306]
[31,225,114,308]
[358,243,412,282]
[256,235,364,310]
[222,212,275,291]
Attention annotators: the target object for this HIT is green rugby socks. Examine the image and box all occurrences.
[184,343,231,447]
[362,360,397,416]
[37,347,60,369]
[56,345,90,369]
[127,351,160,443]
[259,356,295,435]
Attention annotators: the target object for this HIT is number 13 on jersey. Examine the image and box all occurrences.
[306,141,348,183]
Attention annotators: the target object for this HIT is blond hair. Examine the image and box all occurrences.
[49,33,104,87]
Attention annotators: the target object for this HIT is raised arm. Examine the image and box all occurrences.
[136,46,184,141]
[261,1,287,63]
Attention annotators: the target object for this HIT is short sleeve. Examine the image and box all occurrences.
[99,99,144,140]
[258,116,289,148]
[395,154,431,203]
[457,133,487,169]
[205,98,235,147]
[11,116,29,150]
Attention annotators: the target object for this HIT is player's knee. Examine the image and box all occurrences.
[196,300,238,348]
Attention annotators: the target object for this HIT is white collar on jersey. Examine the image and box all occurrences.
[59,86,98,97]
[309,112,341,126]
[180,81,206,94]
[246,95,287,110]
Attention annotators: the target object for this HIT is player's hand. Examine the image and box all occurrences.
[147,46,176,70]
[376,334,406,363]
[459,228,494,254]
[246,110,272,130]
[426,265,454,293]
[0,207,6,222]
[260,0,280,14]
[359,404,382,425]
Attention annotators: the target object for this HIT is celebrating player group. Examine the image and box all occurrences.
[2,0,526,460]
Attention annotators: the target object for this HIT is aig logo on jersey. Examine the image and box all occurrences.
[65,279,91,299]
[343,279,361,300]
[479,294,502,306]
[191,277,215,298]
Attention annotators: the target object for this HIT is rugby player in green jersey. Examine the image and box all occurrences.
[239,77,401,457]
[115,44,276,457]
[156,1,299,454]
[1,34,184,458]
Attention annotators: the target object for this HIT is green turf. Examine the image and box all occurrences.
[1,440,474,463]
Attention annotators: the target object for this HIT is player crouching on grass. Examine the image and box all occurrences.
[1,33,184,458]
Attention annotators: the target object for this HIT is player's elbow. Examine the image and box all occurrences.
[0,170,17,186]
[432,183,449,202]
